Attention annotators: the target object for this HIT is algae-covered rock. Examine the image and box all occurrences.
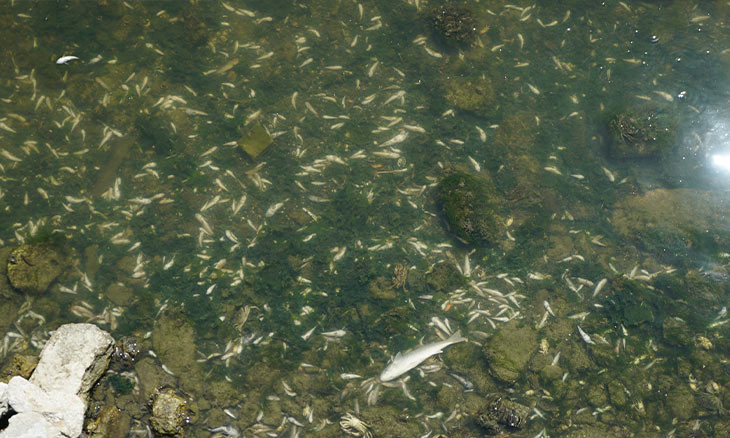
[607,380,628,408]
[0,354,38,383]
[152,312,204,394]
[607,104,677,159]
[539,364,563,383]
[560,425,632,438]
[85,405,131,438]
[662,316,692,347]
[0,247,16,299]
[430,4,476,44]
[438,171,502,245]
[561,341,595,373]
[612,189,730,265]
[105,283,134,306]
[442,76,495,113]
[6,244,67,295]
[425,261,464,292]
[134,358,176,399]
[361,405,420,438]
[484,321,537,383]
[473,394,530,434]
[149,388,190,436]
[112,336,140,366]
[238,122,273,158]
[368,276,397,300]
[666,384,697,420]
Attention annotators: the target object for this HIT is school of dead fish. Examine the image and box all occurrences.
[0,1,726,437]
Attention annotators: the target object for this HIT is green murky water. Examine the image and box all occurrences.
[1,0,729,436]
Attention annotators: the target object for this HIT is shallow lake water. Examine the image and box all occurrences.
[0,1,729,437]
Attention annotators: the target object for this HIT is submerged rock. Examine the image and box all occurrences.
[666,384,697,420]
[152,313,204,394]
[430,4,476,44]
[6,244,67,295]
[474,394,530,434]
[484,321,537,383]
[150,388,190,436]
[442,76,495,113]
[612,188,730,264]
[426,261,465,292]
[85,405,130,438]
[438,170,503,245]
[0,354,38,382]
[662,316,692,347]
[607,105,677,159]
[238,122,273,159]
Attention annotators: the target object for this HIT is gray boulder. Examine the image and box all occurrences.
[7,376,84,437]
[0,412,64,438]
[30,323,114,401]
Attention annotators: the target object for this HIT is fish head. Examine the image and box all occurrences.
[379,352,403,382]
[379,365,399,382]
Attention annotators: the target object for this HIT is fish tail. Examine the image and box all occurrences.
[447,330,467,344]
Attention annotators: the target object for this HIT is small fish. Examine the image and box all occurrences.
[321,329,346,338]
[208,425,240,437]
[449,372,475,391]
[379,131,408,148]
[592,278,608,297]
[380,330,466,381]
[577,326,595,344]
[56,55,80,64]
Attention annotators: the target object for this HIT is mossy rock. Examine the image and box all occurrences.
[430,4,476,44]
[425,261,465,292]
[442,76,495,113]
[0,354,38,382]
[484,321,537,383]
[361,405,421,438]
[151,312,204,393]
[666,384,697,420]
[85,405,131,438]
[438,171,502,245]
[6,243,68,295]
[150,388,190,436]
[607,103,677,159]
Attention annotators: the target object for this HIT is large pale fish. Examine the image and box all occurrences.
[380,330,466,381]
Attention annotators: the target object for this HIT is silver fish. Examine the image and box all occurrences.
[380,330,466,381]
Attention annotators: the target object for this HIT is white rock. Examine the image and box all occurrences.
[30,323,114,400]
[0,411,64,438]
[7,376,85,438]
[0,382,7,417]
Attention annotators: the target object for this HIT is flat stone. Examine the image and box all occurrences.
[30,323,114,401]
[612,189,730,246]
[7,376,84,437]
[0,411,64,438]
[237,122,273,158]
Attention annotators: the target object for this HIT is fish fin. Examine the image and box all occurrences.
[447,330,467,344]
[394,351,402,359]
